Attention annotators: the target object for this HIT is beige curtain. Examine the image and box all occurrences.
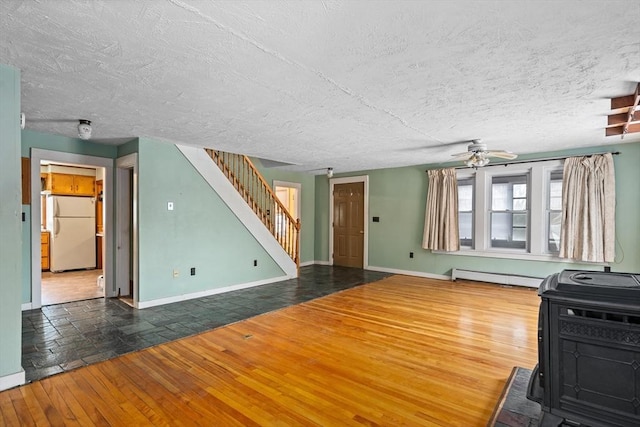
[559,153,615,263]
[422,168,460,251]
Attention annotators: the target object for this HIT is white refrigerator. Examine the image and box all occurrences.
[46,195,96,272]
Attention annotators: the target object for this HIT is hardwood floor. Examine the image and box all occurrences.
[41,270,103,306]
[2,275,540,426]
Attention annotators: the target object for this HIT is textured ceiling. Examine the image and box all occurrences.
[1,0,639,173]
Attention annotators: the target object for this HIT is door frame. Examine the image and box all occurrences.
[115,153,138,305]
[273,180,301,220]
[329,175,369,268]
[30,149,114,309]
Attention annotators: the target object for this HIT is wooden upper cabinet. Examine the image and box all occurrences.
[74,175,96,195]
[22,157,31,204]
[48,173,95,196]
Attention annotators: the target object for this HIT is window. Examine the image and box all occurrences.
[458,177,474,247]
[490,175,528,249]
[455,160,563,260]
[547,171,563,253]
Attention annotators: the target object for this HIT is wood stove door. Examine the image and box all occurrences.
[548,301,640,427]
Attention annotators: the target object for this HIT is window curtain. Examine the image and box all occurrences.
[422,168,460,251]
[559,153,615,263]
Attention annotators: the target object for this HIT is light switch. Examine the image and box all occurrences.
[167,202,174,211]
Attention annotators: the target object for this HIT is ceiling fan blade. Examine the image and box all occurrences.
[451,152,473,159]
[395,140,471,152]
[486,151,518,160]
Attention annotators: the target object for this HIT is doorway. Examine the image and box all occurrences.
[274,182,300,220]
[329,176,369,268]
[30,149,114,310]
[115,153,138,307]
[39,162,105,305]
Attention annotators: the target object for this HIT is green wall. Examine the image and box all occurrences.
[137,139,285,302]
[314,175,330,262]
[0,64,22,383]
[117,138,139,157]
[20,129,119,159]
[316,142,640,277]
[252,159,316,264]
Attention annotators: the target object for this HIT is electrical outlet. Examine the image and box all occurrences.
[173,269,179,278]
[409,252,414,258]
[253,259,257,267]
[190,267,196,276]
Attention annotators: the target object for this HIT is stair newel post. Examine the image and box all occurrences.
[295,218,300,269]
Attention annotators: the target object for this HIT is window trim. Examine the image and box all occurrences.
[489,174,530,250]
[449,160,564,261]
[457,177,474,248]
[546,171,563,254]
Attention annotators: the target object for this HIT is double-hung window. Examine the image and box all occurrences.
[490,175,528,250]
[547,171,563,253]
[458,177,474,248]
[455,160,563,259]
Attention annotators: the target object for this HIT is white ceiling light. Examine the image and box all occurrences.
[77,119,92,140]
[327,167,334,178]
[464,153,490,168]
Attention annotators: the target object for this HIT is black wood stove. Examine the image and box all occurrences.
[527,270,640,427]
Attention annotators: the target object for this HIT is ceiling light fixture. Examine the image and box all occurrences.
[452,139,517,168]
[327,167,334,178]
[77,119,92,140]
[464,153,490,168]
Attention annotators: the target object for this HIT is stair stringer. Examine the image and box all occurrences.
[177,144,297,279]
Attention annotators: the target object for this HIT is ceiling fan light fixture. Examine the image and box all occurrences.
[77,119,92,140]
[327,167,334,178]
[465,153,490,168]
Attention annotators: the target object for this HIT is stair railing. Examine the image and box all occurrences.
[205,149,300,269]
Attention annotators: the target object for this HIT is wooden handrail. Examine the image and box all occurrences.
[205,149,300,270]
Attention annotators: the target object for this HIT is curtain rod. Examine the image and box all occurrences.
[442,151,621,171]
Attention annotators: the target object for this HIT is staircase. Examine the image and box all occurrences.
[205,149,300,270]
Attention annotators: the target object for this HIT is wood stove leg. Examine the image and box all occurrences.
[538,411,564,427]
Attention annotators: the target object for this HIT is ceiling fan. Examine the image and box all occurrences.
[452,139,517,167]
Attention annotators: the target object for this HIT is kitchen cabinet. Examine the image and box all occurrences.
[96,235,103,269]
[47,173,95,196]
[22,157,30,204]
[95,180,104,233]
[41,231,50,271]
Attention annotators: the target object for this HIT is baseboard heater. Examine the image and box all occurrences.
[451,268,543,288]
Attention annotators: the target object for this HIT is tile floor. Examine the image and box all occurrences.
[22,265,392,383]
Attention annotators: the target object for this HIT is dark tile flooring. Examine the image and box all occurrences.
[22,265,392,383]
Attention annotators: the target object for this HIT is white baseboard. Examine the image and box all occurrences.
[136,275,289,309]
[0,369,25,392]
[299,260,315,267]
[21,302,33,311]
[366,265,450,281]
[313,260,331,266]
[451,268,542,288]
